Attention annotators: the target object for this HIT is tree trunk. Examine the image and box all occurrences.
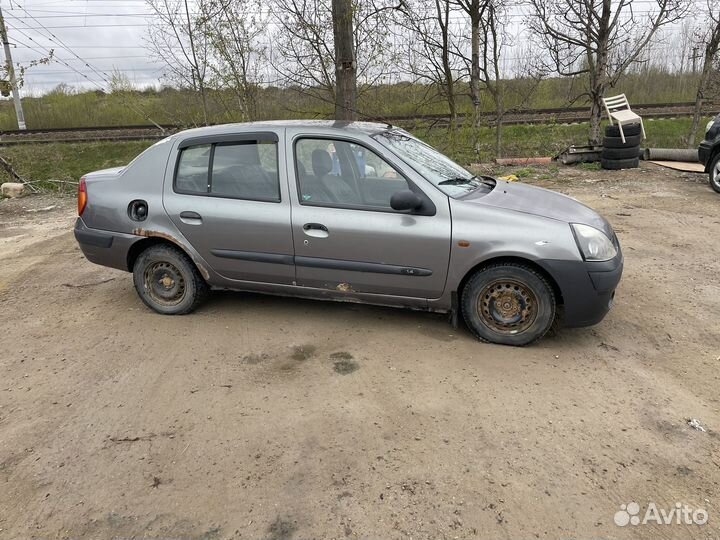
[469,8,481,127]
[688,18,720,147]
[447,85,457,131]
[198,80,209,126]
[494,84,504,157]
[438,0,456,131]
[688,89,706,148]
[589,93,604,144]
[588,0,611,145]
[331,0,357,121]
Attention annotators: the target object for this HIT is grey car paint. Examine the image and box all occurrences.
[74,120,622,325]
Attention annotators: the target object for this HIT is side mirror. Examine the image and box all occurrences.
[390,190,423,212]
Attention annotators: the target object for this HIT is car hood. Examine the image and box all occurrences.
[462,180,614,237]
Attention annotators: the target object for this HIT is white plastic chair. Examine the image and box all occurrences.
[602,94,646,143]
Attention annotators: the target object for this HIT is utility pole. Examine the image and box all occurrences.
[691,46,699,73]
[331,0,357,121]
[0,4,26,130]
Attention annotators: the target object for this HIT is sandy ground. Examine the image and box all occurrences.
[0,164,719,540]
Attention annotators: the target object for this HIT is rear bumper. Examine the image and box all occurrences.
[74,218,138,272]
[540,250,623,328]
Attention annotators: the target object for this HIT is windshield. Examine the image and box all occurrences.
[374,129,491,197]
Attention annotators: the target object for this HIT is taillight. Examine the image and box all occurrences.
[78,177,87,216]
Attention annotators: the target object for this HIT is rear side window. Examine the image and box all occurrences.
[175,140,280,202]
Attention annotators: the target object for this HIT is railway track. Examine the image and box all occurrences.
[0,102,716,145]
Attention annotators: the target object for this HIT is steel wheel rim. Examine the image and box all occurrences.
[713,162,720,189]
[143,261,186,306]
[477,279,538,335]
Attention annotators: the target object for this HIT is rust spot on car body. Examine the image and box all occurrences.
[132,228,210,281]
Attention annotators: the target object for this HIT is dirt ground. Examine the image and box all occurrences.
[1,163,719,540]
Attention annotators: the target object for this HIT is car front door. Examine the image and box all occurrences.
[287,132,451,299]
[163,130,295,284]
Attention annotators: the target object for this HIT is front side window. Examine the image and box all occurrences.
[295,138,410,210]
[374,130,492,198]
[175,140,280,202]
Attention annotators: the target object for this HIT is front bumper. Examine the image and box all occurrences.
[698,140,713,168]
[540,249,623,328]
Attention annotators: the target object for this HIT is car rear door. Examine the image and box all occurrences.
[287,130,451,299]
[163,130,295,284]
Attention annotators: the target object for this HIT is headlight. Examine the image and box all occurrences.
[706,119,715,136]
[571,223,617,261]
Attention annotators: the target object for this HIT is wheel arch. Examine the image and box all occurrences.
[456,256,564,306]
[126,236,210,282]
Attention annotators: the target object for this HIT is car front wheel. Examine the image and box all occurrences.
[461,263,556,346]
[710,153,720,194]
[133,244,208,315]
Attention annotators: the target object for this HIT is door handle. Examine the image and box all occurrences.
[179,211,202,224]
[303,223,329,238]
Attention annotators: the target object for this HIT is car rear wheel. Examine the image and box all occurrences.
[132,244,208,314]
[709,152,720,194]
[461,263,556,346]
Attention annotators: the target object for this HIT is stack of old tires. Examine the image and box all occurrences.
[601,123,641,170]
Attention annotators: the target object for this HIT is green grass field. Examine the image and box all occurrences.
[0,117,708,192]
[0,70,702,131]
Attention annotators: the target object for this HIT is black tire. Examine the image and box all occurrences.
[601,157,640,170]
[605,123,641,138]
[461,263,556,346]
[709,152,720,194]
[132,244,208,315]
[601,145,641,160]
[603,134,642,148]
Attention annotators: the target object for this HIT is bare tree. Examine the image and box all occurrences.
[528,0,689,143]
[147,0,211,125]
[269,0,397,116]
[479,1,505,156]
[271,0,336,104]
[451,0,488,125]
[205,0,266,121]
[688,2,720,146]
[398,0,465,130]
[451,0,511,155]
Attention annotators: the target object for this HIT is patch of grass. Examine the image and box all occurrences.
[0,140,155,190]
[0,117,709,189]
[0,70,703,130]
[513,167,536,178]
[577,162,602,171]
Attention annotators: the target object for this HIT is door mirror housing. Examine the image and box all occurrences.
[390,190,423,212]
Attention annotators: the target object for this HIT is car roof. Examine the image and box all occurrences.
[175,120,395,139]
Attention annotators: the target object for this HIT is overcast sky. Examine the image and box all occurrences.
[3,0,165,95]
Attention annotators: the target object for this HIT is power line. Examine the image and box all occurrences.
[30,67,165,74]
[12,44,150,48]
[10,23,150,28]
[6,12,164,127]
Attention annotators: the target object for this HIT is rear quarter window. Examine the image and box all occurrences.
[176,145,211,193]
